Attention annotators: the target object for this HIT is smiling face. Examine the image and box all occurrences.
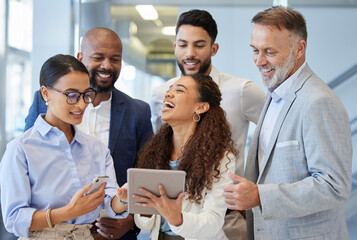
[162,76,205,126]
[174,25,218,76]
[78,30,122,93]
[250,24,305,90]
[42,71,92,128]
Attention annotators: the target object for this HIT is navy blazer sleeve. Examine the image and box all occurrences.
[24,91,47,131]
[136,102,153,151]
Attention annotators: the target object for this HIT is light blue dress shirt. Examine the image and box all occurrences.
[258,62,306,170]
[0,115,128,237]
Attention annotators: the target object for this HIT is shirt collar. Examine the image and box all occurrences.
[72,126,86,145]
[34,114,85,145]
[209,66,219,85]
[86,92,112,110]
[34,114,53,136]
[273,61,306,101]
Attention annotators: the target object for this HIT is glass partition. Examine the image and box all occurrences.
[4,0,32,141]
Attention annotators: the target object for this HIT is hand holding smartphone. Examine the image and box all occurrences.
[85,176,109,195]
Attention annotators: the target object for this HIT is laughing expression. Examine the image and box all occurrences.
[161,76,201,126]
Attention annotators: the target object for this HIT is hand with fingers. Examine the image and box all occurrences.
[223,170,261,210]
[66,182,106,218]
[95,214,135,239]
[117,183,128,204]
[134,184,186,226]
[109,183,129,216]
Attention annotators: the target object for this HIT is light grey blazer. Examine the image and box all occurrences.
[244,64,352,240]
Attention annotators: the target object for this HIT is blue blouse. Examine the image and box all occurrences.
[0,115,127,237]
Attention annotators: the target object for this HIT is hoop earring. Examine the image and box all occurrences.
[193,112,200,122]
[45,99,48,106]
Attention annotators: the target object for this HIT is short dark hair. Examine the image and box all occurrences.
[176,9,218,43]
[252,6,307,42]
[40,54,89,88]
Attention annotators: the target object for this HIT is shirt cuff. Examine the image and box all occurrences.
[103,194,129,219]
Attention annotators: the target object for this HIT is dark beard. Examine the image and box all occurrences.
[177,57,211,76]
[90,69,118,93]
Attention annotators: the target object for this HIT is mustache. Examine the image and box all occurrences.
[259,66,276,72]
[183,57,199,61]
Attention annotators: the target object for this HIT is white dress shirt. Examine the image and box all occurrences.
[78,93,112,147]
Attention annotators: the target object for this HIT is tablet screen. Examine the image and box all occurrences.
[127,168,186,215]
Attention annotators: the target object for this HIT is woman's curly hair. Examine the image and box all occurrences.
[137,75,238,204]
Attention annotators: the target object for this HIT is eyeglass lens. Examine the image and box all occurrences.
[67,91,96,104]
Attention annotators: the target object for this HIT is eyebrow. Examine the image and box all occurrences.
[175,84,188,90]
[177,39,207,44]
[250,44,274,51]
[92,52,121,58]
[91,52,104,56]
[168,84,188,91]
[64,87,92,92]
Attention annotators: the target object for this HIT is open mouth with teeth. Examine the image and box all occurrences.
[260,66,275,74]
[70,111,84,119]
[97,72,112,78]
[93,69,115,81]
[184,60,199,69]
[95,72,114,81]
[163,101,175,109]
[185,61,198,66]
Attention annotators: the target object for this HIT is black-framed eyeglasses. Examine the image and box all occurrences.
[47,86,97,105]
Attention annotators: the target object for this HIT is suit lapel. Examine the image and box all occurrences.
[245,94,270,182]
[108,89,126,156]
[257,64,313,182]
[257,96,295,182]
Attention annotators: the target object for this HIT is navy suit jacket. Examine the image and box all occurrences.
[24,88,153,240]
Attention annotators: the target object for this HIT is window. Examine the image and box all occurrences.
[6,0,32,138]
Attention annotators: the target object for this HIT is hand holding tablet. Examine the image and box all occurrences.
[127,168,186,215]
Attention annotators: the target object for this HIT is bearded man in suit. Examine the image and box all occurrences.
[223,6,352,240]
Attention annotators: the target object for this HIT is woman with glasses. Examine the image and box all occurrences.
[0,54,128,239]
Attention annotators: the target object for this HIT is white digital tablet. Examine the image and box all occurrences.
[127,168,186,215]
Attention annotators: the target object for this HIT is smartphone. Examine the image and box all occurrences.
[85,176,109,195]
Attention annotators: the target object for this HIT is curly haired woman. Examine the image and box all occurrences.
[133,74,238,240]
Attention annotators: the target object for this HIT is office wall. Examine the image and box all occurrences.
[31,0,72,92]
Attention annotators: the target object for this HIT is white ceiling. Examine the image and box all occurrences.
[84,0,357,48]
[110,6,177,48]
